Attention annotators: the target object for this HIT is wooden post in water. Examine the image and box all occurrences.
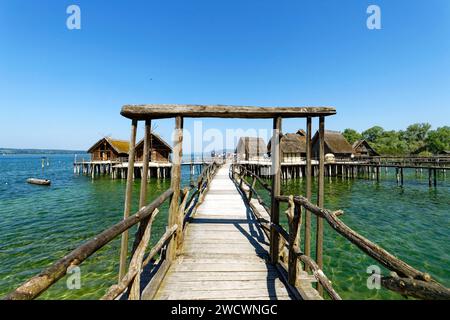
[270,116,282,265]
[167,116,183,259]
[400,167,404,186]
[304,117,312,265]
[316,116,325,296]
[119,119,138,281]
[433,168,437,187]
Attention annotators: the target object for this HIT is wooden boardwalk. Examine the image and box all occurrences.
[149,164,295,300]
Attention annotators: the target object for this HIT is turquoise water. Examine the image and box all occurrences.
[256,169,450,299]
[0,155,448,299]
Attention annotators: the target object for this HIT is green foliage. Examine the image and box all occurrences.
[362,126,384,142]
[425,126,450,154]
[344,123,448,156]
[342,129,362,144]
[418,151,433,157]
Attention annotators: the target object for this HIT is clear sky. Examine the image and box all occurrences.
[1,0,449,151]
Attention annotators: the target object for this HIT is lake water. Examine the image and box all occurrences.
[0,154,448,300]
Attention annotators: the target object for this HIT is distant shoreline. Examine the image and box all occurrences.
[0,148,85,155]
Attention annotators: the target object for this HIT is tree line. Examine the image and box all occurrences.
[342,123,449,156]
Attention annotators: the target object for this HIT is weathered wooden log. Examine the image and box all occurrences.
[3,188,173,300]
[121,104,336,120]
[285,196,301,286]
[129,208,159,300]
[176,188,190,250]
[102,209,158,300]
[235,165,272,192]
[119,119,138,281]
[142,225,178,267]
[296,252,342,300]
[382,276,450,300]
[167,116,183,261]
[277,195,431,282]
[270,116,282,265]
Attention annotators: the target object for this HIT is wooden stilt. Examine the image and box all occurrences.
[270,116,282,265]
[316,116,325,296]
[167,116,184,259]
[118,119,138,281]
[304,117,312,265]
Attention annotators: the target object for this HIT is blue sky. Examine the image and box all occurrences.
[0,0,449,151]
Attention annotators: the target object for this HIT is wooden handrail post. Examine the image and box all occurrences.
[176,187,190,250]
[270,116,282,264]
[167,116,183,260]
[305,117,312,269]
[131,119,152,255]
[139,119,151,206]
[316,116,325,296]
[286,196,301,286]
[119,119,138,281]
[249,176,257,200]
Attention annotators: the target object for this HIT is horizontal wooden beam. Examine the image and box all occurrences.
[121,104,336,120]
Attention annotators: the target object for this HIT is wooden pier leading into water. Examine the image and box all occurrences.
[5,104,450,301]
[147,163,299,300]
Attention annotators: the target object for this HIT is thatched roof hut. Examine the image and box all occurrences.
[87,133,172,163]
[236,137,266,161]
[312,130,353,159]
[87,137,130,161]
[352,139,379,157]
[135,133,172,163]
[267,133,306,156]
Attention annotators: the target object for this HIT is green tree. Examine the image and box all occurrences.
[401,123,432,153]
[404,123,431,142]
[362,126,384,143]
[374,130,409,155]
[342,128,362,144]
[426,126,450,154]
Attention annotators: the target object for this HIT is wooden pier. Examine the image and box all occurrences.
[73,160,172,179]
[238,159,449,187]
[147,164,299,300]
[5,104,450,301]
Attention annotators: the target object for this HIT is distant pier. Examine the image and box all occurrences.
[237,155,450,187]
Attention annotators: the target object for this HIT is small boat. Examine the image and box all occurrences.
[27,178,51,186]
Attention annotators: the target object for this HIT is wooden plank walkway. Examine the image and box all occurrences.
[149,164,296,300]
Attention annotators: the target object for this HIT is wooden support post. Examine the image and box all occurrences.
[131,120,152,255]
[118,119,138,281]
[287,197,301,286]
[304,117,312,263]
[400,167,404,186]
[249,176,257,201]
[140,120,151,203]
[270,116,282,265]
[429,169,432,187]
[433,168,437,187]
[316,116,325,296]
[167,116,184,259]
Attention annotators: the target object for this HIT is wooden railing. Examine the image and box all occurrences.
[231,164,450,300]
[351,155,450,167]
[4,161,220,300]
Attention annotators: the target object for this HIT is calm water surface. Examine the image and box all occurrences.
[0,154,448,299]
